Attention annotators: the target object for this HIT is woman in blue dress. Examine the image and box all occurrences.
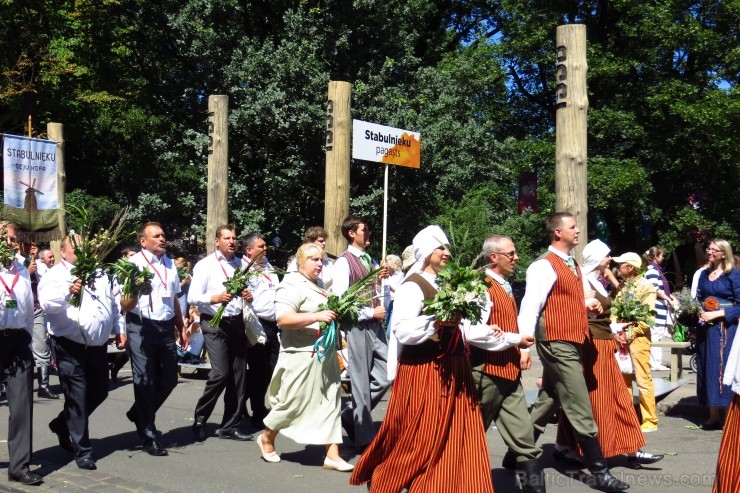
[696,239,740,430]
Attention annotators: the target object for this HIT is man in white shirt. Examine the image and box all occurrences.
[122,222,184,457]
[332,215,390,449]
[38,235,120,471]
[518,213,628,493]
[189,225,252,442]
[241,232,280,429]
[0,223,42,485]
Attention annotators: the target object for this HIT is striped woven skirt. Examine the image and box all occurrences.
[714,393,740,492]
[556,338,645,457]
[349,353,494,493]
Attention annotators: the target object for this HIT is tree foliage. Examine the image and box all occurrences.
[1,0,737,267]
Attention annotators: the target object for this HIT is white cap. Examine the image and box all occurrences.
[405,226,450,278]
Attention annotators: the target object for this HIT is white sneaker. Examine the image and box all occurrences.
[651,364,670,371]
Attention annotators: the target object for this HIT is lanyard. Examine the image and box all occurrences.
[242,258,273,283]
[215,253,238,279]
[141,251,168,287]
[0,270,20,299]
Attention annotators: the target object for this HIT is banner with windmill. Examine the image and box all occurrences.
[3,134,60,240]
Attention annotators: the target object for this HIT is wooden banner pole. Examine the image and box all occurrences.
[555,24,588,260]
[206,95,229,254]
[47,122,65,263]
[324,82,351,257]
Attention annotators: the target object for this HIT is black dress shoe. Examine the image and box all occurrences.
[218,429,253,441]
[626,451,664,468]
[38,386,59,399]
[143,439,168,456]
[9,471,43,485]
[76,458,97,470]
[553,448,584,467]
[192,421,207,442]
[49,418,75,452]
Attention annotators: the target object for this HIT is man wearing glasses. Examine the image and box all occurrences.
[470,235,544,493]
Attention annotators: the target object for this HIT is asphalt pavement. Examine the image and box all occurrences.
[0,352,722,493]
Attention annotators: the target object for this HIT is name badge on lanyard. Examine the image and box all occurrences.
[1,271,20,310]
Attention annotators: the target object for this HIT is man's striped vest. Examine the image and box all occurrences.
[537,252,589,343]
[481,277,521,381]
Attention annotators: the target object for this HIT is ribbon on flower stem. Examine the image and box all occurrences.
[312,321,339,362]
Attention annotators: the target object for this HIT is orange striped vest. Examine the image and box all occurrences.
[538,252,589,343]
[481,276,521,381]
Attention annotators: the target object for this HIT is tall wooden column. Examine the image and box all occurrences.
[324,82,351,256]
[47,122,65,263]
[555,24,588,259]
[206,95,229,254]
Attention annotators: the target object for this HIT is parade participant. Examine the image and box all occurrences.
[242,233,280,430]
[189,225,252,442]
[258,243,352,471]
[39,235,120,470]
[555,240,663,468]
[19,241,58,400]
[611,252,659,432]
[123,222,184,456]
[0,223,42,485]
[470,235,543,493]
[333,215,390,449]
[695,239,740,430]
[714,292,740,491]
[287,226,334,289]
[520,212,629,492]
[350,226,495,493]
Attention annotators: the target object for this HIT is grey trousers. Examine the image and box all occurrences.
[472,366,542,462]
[31,309,50,369]
[341,320,391,447]
[529,340,598,440]
[0,330,34,477]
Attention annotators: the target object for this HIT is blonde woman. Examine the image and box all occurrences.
[258,243,353,472]
[695,239,740,430]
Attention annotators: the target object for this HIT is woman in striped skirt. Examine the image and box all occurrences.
[554,240,663,468]
[714,322,740,492]
[349,226,494,493]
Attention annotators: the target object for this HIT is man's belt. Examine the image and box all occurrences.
[201,313,242,324]
[126,313,175,325]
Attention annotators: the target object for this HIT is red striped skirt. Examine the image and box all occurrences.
[714,393,740,492]
[556,338,645,457]
[349,353,494,493]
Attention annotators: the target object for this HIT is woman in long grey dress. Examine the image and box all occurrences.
[258,243,354,472]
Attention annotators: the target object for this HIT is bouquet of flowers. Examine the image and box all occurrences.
[313,269,379,361]
[612,279,656,338]
[107,258,154,306]
[0,225,16,268]
[209,254,263,327]
[673,287,702,327]
[68,206,131,308]
[422,260,489,326]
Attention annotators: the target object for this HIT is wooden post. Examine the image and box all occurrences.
[47,122,65,264]
[206,95,229,254]
[324,81,351,257]
[555,24,588,260]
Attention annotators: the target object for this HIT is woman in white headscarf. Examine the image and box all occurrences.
[554,240,663,468]
[349,226,494,493]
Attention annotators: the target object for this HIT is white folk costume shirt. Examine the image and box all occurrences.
[38,261,120,346]
[188,252,243,317]
[332,245,379,322]
[243,257,278,322]
[466,269,523,350]
[130,250,181,321]
[0,264,34,333]
[517,246,595,340]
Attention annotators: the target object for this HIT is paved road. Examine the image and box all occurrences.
[0,354,721,493]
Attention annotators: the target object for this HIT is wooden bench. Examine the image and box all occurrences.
[651,340,691,382]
